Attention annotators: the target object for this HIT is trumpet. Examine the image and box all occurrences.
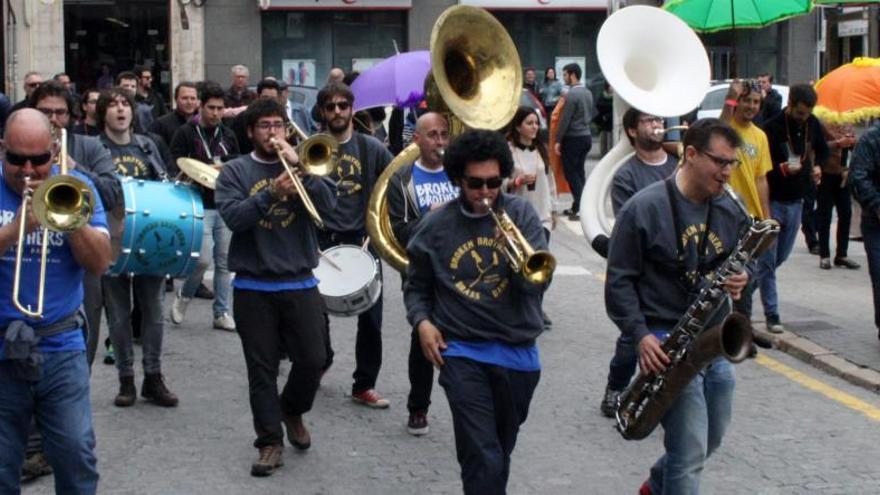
[482,198,555,284]
[269,137,332,228]
[12,128,94,318]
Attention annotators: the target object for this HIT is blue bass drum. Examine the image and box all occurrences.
[108,178,204,277]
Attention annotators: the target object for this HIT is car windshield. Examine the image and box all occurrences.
[702,88,728,111]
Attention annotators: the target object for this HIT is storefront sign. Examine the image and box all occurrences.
[261,0,411,9]
[838,19,868,38]
[461,0,605,10]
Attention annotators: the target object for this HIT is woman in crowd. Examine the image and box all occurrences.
[540,67,564,118]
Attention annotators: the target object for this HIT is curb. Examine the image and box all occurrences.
[754,325,880,394]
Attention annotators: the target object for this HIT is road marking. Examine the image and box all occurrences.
[754,353,880,422]
[555,265,592,276]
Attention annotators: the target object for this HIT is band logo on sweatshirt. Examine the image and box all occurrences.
[449,236,509,301]
[249,178,296,230]
[680,223,724,287]
[334,152,363,197]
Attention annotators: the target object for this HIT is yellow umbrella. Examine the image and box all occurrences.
[814,57,880,124]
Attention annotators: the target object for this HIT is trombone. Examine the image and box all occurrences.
[482,198,555,285]
[12,128,95,318]
[269,131,336,229]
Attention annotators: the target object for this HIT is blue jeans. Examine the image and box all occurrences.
[181,209,232,317]
[648,357,735,495]
[862,213,880,330]
[757,200,803,319]
[0,351,98,494]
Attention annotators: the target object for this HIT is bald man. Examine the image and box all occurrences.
[0,109,112,493]
[386,112,458,435]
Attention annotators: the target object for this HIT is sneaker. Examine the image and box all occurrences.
[250,444,284,477]
[170,290,191,325]
[834,257,861,269]
[407,411,429,436]
[103,343,116,365]
[639,480,653,495]
[283,414,311,450]
[747,341,758,359]
[141,373,179,407]
[195,283,214,300]
[766,315,785,334]
[20,452,53,483]
[600,387,620,418]
[114,376,137,407]
[819,258,831,270]
[213,313,236,332]
[352,389,390,409]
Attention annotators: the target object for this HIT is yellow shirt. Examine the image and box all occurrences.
[729,119,772,219]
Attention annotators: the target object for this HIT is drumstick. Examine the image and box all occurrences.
[319,250,342,271]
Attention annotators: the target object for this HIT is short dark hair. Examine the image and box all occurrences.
[244,98,288,130]
[115,71,137,85]
[199,81,226,104]
[80,88,100,112]
[52,72,69,81]
[622,107,648,145]
[758,73,773,83]
[443,129,514,183]
[96,88,136,131]
[256,78,281,95]
[788,83,817,108]
[317,82,354,109]
[682,118,742,156]
[174,81,198,99]
[133,65,150,78]
[737,79,763,102]
[28,80,74,112]
[562,63,582,81]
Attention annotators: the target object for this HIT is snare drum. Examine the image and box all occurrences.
[108,178,204,278]
[314,244,381,317]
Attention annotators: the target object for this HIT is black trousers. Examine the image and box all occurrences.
[233,288,326,449]
[318,231,384,394]
[817,173,853,259]
[439,357,540,495]
[560,134,592,213]
[801,181,818,250]
[407,328,434,414]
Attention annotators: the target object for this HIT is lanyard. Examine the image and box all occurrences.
[665,176,713,289]
[195,125,228,162]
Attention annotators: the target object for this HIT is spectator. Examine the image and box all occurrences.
[554,63,593,221]
[540,67,563,119]
[134,65,168,121]
[593,83,614,157]
[72,88,101,136]
[150,81,199,151]
[523,67,540,100]
[10,71,43,112]
[817,121,860,270]
[225,64,256,110]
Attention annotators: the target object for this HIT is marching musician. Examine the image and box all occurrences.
[605,119,750,495]
[169,81,240,332]
[316,82,394,409]
[386,111,457,436]
[215,98,337,477]
[404,129,549,494]
[98,88,179,409]
[0,109,112,493]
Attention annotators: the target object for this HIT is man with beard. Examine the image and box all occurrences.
[72,89,101,137]
[316,82,394,408]
[149,81,199,152]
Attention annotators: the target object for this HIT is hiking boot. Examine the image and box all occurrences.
[600,387,620,418]
[195,283,214,299]
[407,411,429,436]
[213,313,236,332]
[766,315,785,334]
[20,452,52,483]
[141,373,179,407]
[170,290,191,325]
[819,258,831,270]
[250,444,283,477]
[352,389,390,409]
[834,257,861,269]
[114,376,137,407]
[283,414,311,450]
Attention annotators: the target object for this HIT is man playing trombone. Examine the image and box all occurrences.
[0,109,112,493]
[404,130,550,494]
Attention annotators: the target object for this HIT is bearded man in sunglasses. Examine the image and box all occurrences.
[404,129,550,494]
[0,109,112,494]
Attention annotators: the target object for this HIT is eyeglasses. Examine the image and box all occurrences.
[26,82,41,89]
[253,121,286,131]
[323,101,351,112]
[5,150,52,167]
[463,175,503,190]
[36,108,69,118]
[639,116,664,125]
[701,150,740,169]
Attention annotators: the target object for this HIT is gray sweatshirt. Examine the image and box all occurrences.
[557,84,593,138]
[215,153,338,281]
[404,194,550,345]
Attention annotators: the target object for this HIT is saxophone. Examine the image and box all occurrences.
[615,197,780,440]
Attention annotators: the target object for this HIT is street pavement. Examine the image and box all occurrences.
[25,158,880,495]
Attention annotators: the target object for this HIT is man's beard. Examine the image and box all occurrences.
[636,135,663,151]
[327,116,350,134]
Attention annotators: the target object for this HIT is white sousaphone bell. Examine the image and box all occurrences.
[580,5,711,255]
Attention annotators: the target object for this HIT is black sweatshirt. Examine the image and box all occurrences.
[761,110,829,202]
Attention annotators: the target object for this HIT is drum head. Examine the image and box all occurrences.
[314,245,377,296]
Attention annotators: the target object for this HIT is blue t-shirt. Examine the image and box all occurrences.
[0,165,108,357]
[443,340,541,372]
[411,162,459,214]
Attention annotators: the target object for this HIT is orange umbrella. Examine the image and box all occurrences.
[815,57,880,124]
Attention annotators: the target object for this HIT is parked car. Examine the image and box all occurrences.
[696,81,789,120]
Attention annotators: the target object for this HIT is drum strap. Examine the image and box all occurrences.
[355,132,368,215]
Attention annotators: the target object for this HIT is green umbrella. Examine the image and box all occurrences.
[663,0,813,34]
[813,0,880,4]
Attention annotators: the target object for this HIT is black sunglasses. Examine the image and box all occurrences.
[5,150,53,167]
[463,175,503,190]
[323,101,351,112]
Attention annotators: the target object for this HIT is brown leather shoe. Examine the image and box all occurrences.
[141,373,179,407]
[250,444,284,477]
[283,414,311,450]
[114,376,136,407]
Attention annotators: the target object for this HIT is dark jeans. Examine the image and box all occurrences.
[605,333,638,392]
[318,231,384,394]
[560,134,591,213]
[439,356,540,495]
[862,213,880,330]
[83,272,103,368]
[233,288,327,449]
[407,328,434,414]
[733,275,757,319]
[817,174,852,259]
[103,275,165,378]
[802,181,818,250]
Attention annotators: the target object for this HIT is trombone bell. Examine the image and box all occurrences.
[32,176,94,232]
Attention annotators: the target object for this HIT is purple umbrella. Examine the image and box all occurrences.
[351,51,431,112]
